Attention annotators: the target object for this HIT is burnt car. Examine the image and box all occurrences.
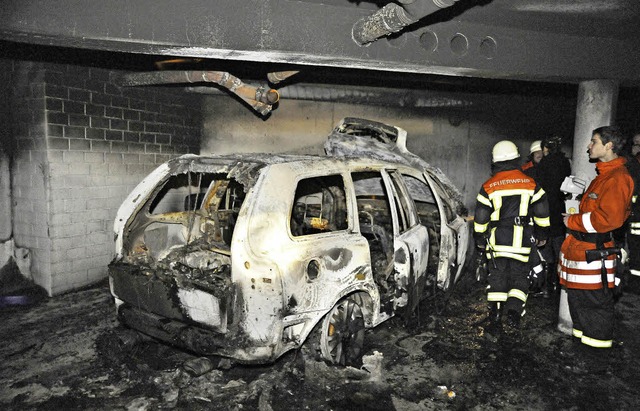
[108,118,469,365]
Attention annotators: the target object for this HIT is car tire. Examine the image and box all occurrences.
[318,294,366,366]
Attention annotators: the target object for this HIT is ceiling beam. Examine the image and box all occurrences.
[2,0,639,85]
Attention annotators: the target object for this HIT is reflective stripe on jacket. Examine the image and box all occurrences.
[631,194,640,235]
[559,157,633,290]
[474,168,550,263]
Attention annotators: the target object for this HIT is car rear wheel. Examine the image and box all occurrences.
[319,294,366,366]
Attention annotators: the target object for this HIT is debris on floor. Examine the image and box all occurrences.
[1,274,640,410]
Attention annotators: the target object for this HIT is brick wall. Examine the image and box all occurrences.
[9,61,202,296]
[10,61,52,291]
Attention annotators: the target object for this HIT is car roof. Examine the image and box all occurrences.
[174,152,405,173]
[164,152,405,190]
[162,118,466,215]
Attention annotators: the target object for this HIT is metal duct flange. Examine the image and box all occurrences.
[352,0,461,46]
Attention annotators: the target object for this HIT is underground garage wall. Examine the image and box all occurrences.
[2,58,577,296]
[201,93,576,212]
[5,60,202,296]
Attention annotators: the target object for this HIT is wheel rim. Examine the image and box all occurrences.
[320,296,365,365]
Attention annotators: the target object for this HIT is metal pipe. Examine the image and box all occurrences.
[185,83,475,109]
[116,70,279,116]
[352,0,460,46]
[267,70,300,85]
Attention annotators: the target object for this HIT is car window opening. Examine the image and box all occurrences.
[352,172,395,296]
[402,174,442,276]
[389,170,419,233]
[127,171,245,265]
[290,175,348,237]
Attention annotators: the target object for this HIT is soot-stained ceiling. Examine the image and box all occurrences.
[1,0,639,128]
[1,0,640,84]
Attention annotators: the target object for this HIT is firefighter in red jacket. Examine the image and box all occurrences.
[521,140,543,179]
[559,125,633,349]
[474,140,550,330]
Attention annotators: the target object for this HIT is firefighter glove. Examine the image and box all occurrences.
[528,266,544,289]
[474,249,488,283]
[613,273,624,300]
[620,247,629,265]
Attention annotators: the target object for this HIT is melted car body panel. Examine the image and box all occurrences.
[108,118,469,364]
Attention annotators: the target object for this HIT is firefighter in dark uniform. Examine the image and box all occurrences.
[536,135,572,296]
[474,140,550,329]
[559,126,633,349]
[626,132,640,289]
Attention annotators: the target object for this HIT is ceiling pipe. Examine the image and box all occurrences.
[267,70,300,85]
[116,71,279,116]
[185,83,474,109]
[352,0,460,46]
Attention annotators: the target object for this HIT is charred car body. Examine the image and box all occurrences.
[108,118,469,365]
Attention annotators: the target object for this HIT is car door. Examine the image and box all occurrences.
[279,172,374,317]
[383,169,429,317]
[400,170,469,291]
[423,171,469,289]
[351,169,428,319]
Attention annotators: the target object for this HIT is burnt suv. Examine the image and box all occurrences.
[108,118,469,365]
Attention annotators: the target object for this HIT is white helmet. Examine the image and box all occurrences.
[492,140,520,163]
[529,140,542,154]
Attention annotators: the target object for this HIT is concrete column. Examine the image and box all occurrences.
[571,79,619,184]
[0,149,11,241]
[558,79,619,335]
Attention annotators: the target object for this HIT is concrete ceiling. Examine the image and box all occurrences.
[1,0,640,88]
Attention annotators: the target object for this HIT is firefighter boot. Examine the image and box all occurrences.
[505,310,521,329]
[485,302,503,333]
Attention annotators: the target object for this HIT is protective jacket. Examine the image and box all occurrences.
[537,152,572,237]
[521,160,538,180]
[625,154,640,275]
[474,167,550,262]
[559,157,634,289]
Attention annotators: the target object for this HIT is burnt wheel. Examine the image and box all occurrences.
[319,295,366,366]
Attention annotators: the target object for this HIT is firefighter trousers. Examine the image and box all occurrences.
[567,288,615,348]
[627,232,640,277]
[486,257,529,317]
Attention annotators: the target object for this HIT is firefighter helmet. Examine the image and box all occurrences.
[529,140,542,154]
[492,140,520,163]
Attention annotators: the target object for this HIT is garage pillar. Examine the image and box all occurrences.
[558,79,619,335]
[572,79,619,183]
[0,149,10,241]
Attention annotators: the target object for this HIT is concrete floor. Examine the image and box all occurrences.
[1,273,640,410]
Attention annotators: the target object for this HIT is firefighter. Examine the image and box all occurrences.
[621,132,640,294]
[536,135,572,296]
[559,126,634,350]
[521,140,543,179]
[474,140,550,330]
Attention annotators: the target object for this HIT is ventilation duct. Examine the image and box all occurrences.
[186,83,474,109]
